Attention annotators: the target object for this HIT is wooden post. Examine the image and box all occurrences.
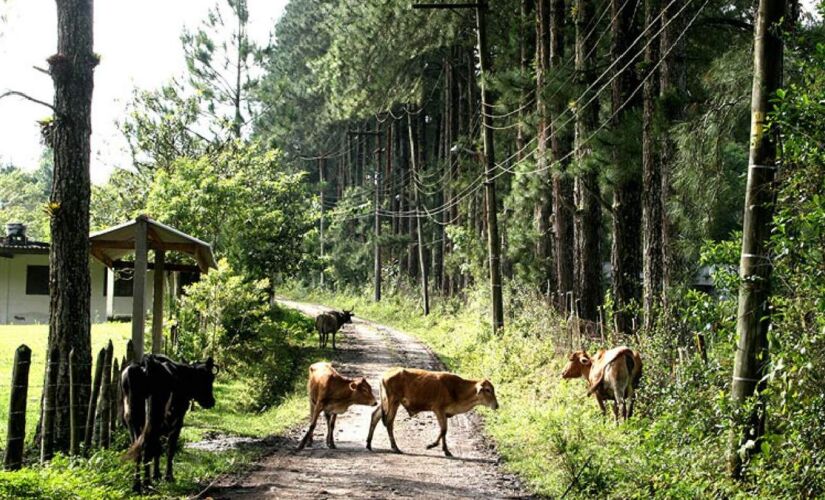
[475,1,505,330]
[84,347,105,453]
[40,347,59,462]
[125,339,135,365]
[152,250,165,354]
[728,0,785,477]
[132,216,148,360]
[319,157,325,287]
[98,341,113,448]
[105,267,115,320]
[408,116,430,315]
[4,345,31,470]
[374,160,382,302]
[68,349,77,455]
[111,358,120,433]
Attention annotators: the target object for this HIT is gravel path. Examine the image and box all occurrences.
[202,298,530,499]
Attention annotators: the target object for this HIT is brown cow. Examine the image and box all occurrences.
[366,368,499,457]
[297,362,377,450]
[561,346,643,421]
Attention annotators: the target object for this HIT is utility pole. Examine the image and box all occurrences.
[318,157,325,287]
[349,129,384,302]
[728,0,785,478]
[413,0,504,330]
[408,116,430,315]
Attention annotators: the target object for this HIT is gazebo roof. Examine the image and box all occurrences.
[89,215,217,272]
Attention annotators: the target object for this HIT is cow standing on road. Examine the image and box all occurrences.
[314,310,354,349]
[297,362,377,450]
[561,346,643,421]
[122,354,218,492]
[366,368,499,457]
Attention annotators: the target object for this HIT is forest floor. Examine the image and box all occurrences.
[202,298,530,499]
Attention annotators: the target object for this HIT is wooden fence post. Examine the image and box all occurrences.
[69,348,78,455]
[118,356,126,427]
[84,347,105,454]
[98,341,113,448]
[110,358,120,434]
[4,345,31,470]
[125,339,135,365]
[40,347,59,462]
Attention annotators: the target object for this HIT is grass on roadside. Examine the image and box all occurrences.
[280,284,742,499]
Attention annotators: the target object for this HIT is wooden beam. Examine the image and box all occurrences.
[131,218,148,360]
[111,260,201,273]
[91,239,199,254]
[152,250,165,355]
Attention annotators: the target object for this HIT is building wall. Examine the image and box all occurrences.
[0,254,155,325]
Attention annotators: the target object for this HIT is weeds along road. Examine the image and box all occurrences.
[203,298,530,499]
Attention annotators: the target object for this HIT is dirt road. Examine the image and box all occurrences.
[202,298,529,499]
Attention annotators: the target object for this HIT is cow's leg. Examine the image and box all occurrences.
[133,450,142,493]
[366,405,383,450]
[165,427,181,482]
[297,403,323,450]
[627,384,636,419]
[332,330,336,350]
[143,451,152,489]
[153,454,161,481]
[430,411,452,457]
[595,395,607,416]
[385,403,402,453]
[326,413,338,449]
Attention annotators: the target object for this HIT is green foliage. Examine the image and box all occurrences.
[145,141,315,280]
[0,157,52,241]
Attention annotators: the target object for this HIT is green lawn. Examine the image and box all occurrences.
[0,322,132,449]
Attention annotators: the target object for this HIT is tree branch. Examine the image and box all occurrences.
[0,90,55,111]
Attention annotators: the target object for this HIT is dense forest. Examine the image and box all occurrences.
[1,0,823,496]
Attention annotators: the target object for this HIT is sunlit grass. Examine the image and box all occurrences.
[0,322,131,448]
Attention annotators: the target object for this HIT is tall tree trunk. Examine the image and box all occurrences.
[535,0,555,296]
[46,0,97,453]
[659,0,685,308]
[610,0,642,334]
[573,0,602,322]
[641,0,663,331]
[728,0,785,477]
[550,0,575,313]
[517,0,535,162]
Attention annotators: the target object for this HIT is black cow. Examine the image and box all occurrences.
[314,309,354,349]
[121,354,218,492]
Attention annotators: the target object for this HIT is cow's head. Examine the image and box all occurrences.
[561,350,592,379]
[341,310,354,324]
[476,379,499,410]
[349,377,377,406]
[192,357,218,409]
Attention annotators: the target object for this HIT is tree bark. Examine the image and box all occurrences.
[610,0,642,334]
[641,0,663,331]
[550,0,575,313]
[46,0,96,453]
[574,0,603,322]
[535,0,555,296]
[728,0,785,478]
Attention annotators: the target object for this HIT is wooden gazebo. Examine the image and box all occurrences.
[89,215,217,359]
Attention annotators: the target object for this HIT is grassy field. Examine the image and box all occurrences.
[0,306,316,498]
[0,322,132,447]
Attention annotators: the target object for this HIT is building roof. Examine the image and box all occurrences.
[89,215,218,272]
[0,237,49,258]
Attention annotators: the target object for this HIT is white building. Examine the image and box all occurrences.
[0,222,200,325]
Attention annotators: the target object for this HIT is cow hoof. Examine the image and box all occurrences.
[391,448,403,454]
[132,483,142,494]
[328,443,336,449]
[165,474,175,483]
[443,450,453,458]
[426,443,438,450]
[366,443,372,451]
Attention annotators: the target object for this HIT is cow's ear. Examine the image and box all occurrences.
[579,356,591,366]
[349,381,358,391]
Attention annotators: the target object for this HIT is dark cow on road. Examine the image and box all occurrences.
[297,362,377,450]
[366,367,499,457]
[315,309,354,349]
[561,346,643,421]
[122,354,218,492]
